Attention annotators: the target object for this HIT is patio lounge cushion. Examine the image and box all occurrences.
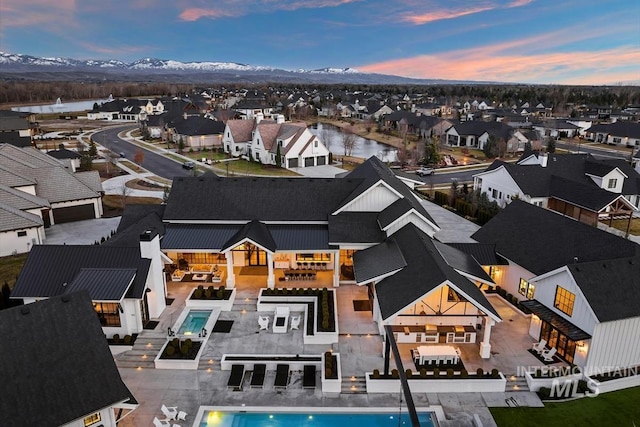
[227,364,244,390]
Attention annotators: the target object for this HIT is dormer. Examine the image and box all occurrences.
[584,161,627,194]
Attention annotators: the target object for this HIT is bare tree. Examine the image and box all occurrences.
[118,181,133,209]
[321,127,333,150]
[341,126,357,157]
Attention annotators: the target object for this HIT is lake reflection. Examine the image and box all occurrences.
[309,122,397,162]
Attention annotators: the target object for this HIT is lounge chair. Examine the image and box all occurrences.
[532,339,547,354]
[258,315,270,331]
[153,418,180,427]
[273,306,290,333]
[177,410,188,421]
[290,314,301,330]
[542,347,557,362]
[250,363,266,388]
[227,364,245,390]
[161,404,178,420]
[274,363,290,390]
[303,365,316,389]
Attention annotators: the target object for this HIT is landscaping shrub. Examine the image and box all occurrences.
[372,369,380,379]
[112,334,120,343]
[461,369,468,378]
[204,289,212,299]
[406,369,413,379]
[538,386,551,400]
[197,285,204,291]
[446,368,454,378]
[420,368,427,378]
[491,368,500,378]
[216,286,225,299]
[476,368,484,377]
[123,335,132,345]
[391,369,399,379]
[194,289,203,299]
[433,368,440,378]
[165,345,175,357]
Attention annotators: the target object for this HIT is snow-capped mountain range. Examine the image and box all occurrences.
[0,52,361,74]
[0,51,471,84]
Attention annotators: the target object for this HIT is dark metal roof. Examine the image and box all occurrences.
[222,220,277,252]
[65,268,136,301]
[369,224,500,320]
[472,200,640,275]
[11,245,151,299]
[520,300,591,341]
[567,256,640,322]
[328,212,385,244]
[164,175,362,222]
[445,243,509,265]
[0,292,135,427]
[269,225,332,251]
[161,224,241,250]
[433,241,495,284]
[105,205,165,248]
[353,238,406,283]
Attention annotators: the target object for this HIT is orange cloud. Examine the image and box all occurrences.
[179,8,235,21]
[404,6,494,25]
[359,46,640,85]
[76,42,152,57]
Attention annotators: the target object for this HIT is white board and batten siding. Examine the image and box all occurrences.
[340,183,399,212]
[585,317,640,376]
[385,211,437,238]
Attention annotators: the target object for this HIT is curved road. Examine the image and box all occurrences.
[92,125,196,180]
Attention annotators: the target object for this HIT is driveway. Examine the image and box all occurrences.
[290,164,346,177]
[44,217,122,245]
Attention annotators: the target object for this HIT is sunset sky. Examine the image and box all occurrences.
[1,0,638,85]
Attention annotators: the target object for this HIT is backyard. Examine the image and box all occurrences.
[603,218,640,236]
[0,253,28,290]
[490,386,640,427]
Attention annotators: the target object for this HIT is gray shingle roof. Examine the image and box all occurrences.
[549,175,623,212]
[471,200,640,275]
[567,255,640,322]
[0,203,43,232]
[444,243,509,266]
[328,212,385,244]
[353,238,406,283]
[0,292,135,427]
[12,245,151,299]
[433,241,495,284]
[0,183,50,210]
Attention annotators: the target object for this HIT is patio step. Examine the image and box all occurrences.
[113,337,167,369]
[341,375,368,394]
[505,376,529,392]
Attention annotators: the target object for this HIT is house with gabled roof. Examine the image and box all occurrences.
[11,230,167,338]
[472,152,640,225]
[585,121,640,147]
[444,120,513,150]
[0,291,137,427]
[168,114,225,149]
[0,183,48,256]
[0,109,34,147]
[471,200,640,370]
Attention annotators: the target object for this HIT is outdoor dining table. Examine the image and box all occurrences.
[416,345,459,365]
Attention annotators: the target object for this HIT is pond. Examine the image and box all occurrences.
[309,123,397,162]
[11,97,111,113]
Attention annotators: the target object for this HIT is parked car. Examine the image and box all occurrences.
[182,161,195,170]
[119,152,126,158]
[416,166,435,176]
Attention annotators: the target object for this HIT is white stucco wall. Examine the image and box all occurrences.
[0,227,43,256]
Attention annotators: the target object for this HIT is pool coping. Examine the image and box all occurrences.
[191,405,446,427]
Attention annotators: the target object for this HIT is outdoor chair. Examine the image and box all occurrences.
[177,410,188,421]
[274,363,290,390]
[227,364,245,390]
[258,315,270,330]
[161,404,178,420]
[153,417,180,427]
[542,347,557,362]
[290,314,301,330]
[250,363,266,388]
[303,365,317,389]
[532,339,547,354]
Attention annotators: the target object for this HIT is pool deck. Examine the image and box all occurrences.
[116,276,544,427]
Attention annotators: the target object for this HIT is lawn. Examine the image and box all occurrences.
[602,218,640,236]
[102,194,163,217]
[490,387,640,427]
[0,253,29,290]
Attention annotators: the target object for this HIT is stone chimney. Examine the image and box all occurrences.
[139,230,166,319]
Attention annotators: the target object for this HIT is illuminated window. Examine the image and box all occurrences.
[518,278,535,299]
[94,302,121,327]
[84,412,101,426]
[554,286,575,316]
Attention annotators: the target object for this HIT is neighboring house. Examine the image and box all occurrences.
[223,117,330,169]
[633,149,640,173]
[169,115,225,149]
[0,110,34,147]
[0,145,103,244]
[585,121,640,147]
[532,119,581,139]
[0,184,48,256]
[87,99,144,121]
[444,121,513,150]
[46,146,82,169]
[473,153,640,222]
[0,292,137,427]
[11,230,167,338]
[471,200,640,370]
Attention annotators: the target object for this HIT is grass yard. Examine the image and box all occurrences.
[490,386,640,427]
[0,253,29,290]
[102,194,163,217]
[602,218,640,236]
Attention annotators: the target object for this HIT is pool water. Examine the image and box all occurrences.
[201,410,434,427]
[177,310,212,335]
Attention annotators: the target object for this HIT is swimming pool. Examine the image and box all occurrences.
[177,309,212,335]
[199,409,435,427]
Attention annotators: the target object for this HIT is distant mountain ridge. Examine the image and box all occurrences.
[0,51,484,85]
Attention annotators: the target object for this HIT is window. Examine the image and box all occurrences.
[554,286,575,316]
[518,278,535,299]
[607,178,617,189]
[314,140,318,148]
[492,189,498,199]
[17,230,27,237]
[84,413,101,426]
[94,302,121,327]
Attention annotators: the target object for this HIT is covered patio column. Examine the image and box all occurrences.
[332,252,340,287]
[480,317,495,358]
[225,252,235,289]
[267,252,275,289]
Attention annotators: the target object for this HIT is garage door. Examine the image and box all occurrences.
[316,156,326,166]
[53,204,96,224]
[288,158,298,168]
[304,157,315,167]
